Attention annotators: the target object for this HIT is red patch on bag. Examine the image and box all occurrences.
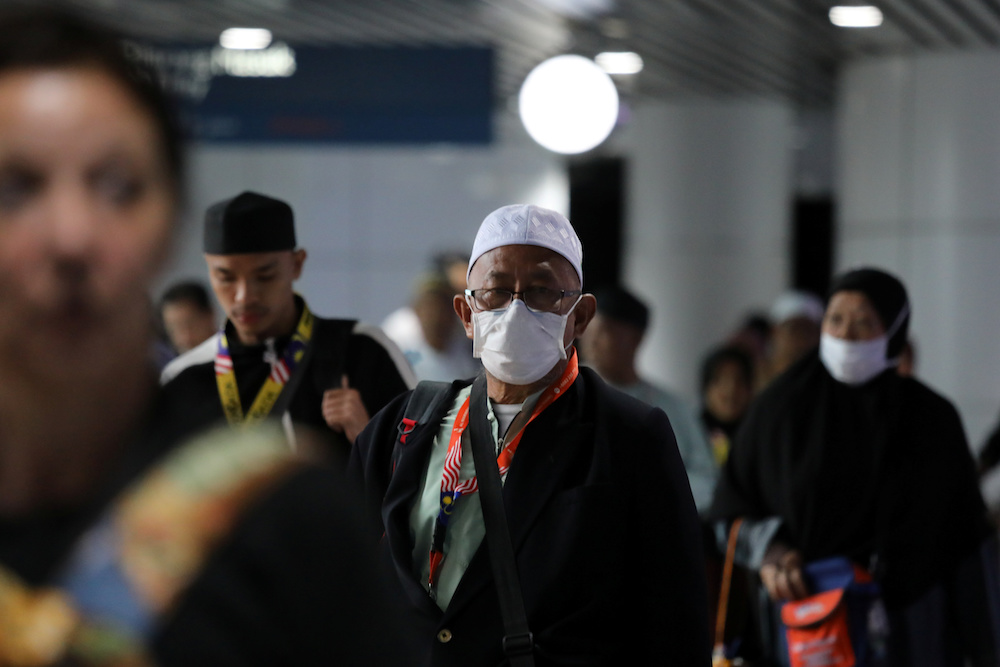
[398,417,417,444]
[781,589,856,667]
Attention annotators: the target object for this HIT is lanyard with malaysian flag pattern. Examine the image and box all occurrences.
[214,302,314,427]
[427,350,579,590]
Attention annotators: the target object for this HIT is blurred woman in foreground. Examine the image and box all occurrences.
[0,9,401,665]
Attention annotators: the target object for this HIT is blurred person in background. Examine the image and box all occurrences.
[382,250,475,380]
[727,310,772,393]
[759,289,824,388]
[389,271,481,382]
[698,343,761,662]
[148,295,178,371]
[0,9,403,665]
[709,267,999,666]
[158,279,217,354]
[579,285,718,513]
[699,344,755,466]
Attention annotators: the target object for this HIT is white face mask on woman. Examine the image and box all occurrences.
[819,334,891,385]
[471,296,581,385]
[819,304,909,386]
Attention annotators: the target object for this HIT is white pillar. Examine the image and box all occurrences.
[622,99,796,399]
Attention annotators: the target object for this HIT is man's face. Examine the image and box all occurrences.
[161,300,217,353]
[579,313,641,374]
[455,244,595,353]
[0,67,175,374]
[204,249,305,345]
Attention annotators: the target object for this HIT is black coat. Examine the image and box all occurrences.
[161,307,412,454]
[708,354,999,666]
[710,354,990,607]
[352,367,712,666]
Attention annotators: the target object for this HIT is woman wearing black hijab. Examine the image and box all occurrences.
[709,267,1000,666]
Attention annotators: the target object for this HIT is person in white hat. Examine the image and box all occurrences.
[351,204,710,666]
[762,289,825,387]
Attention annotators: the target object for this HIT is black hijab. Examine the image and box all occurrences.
[826,267,910,360]
[709,268,989,607]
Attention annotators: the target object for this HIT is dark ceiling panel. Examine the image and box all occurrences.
[4,0,1000,108]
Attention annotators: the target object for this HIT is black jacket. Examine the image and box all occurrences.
[351,367,712,666]
[161,307,413,454]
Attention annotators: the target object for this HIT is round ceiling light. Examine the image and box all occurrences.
[518,54,620,155]
[219,28,273,50]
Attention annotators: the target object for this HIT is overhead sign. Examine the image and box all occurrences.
[127,41,493,144]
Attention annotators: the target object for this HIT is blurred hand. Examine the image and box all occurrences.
[322,375,370,444]
[759,542,808,601]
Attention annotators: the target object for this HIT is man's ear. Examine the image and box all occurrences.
[291,248,307,279]
[570,294,598,339]
[454,294,474,340]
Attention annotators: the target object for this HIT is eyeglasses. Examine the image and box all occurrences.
[465,287,581,313]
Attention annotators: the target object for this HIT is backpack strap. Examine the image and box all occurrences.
[308,317,358,394]
[392,381,452,475]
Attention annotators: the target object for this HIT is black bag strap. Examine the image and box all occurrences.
[309,317,357,393]
[403,381,453,425]
[467,374,535,667]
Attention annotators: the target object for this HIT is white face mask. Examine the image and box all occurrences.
[819,303,909,386]
[470,296,580,385]
[819,333,891,386]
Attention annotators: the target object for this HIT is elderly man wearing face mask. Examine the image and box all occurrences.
[351,204,710,666]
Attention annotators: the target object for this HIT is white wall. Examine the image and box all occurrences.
[620,98,796,401]
[158,120,567,328]
[838,51,1000,446]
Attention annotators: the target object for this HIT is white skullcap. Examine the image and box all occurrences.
[467,204,583,285]
[771,290,825,324]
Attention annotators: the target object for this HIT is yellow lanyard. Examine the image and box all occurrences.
[214,302,314,427]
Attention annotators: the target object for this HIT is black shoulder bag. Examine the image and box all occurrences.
[467,374,536,667]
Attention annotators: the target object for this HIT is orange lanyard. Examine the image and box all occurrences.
[428,351,579,589]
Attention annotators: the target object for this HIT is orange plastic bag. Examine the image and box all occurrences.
[781,588,856,667]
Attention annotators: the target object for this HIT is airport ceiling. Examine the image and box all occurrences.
[23,0,1000,107]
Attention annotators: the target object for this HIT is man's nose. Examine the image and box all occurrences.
[234,279,258,304]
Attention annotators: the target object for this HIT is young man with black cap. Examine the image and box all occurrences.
[162,191,415,453]
[351,204,710,666]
